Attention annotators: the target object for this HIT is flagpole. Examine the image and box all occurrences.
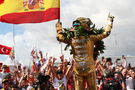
[12,24,15,45]
[58,0,60,22]
[58,0,63,55]
[12,24,16,66]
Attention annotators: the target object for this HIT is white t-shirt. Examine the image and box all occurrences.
[116,59,127,67]
[126,77,135,90]
[0,72,9,80]
[53,75,67,90]
[27,85,33,90]
[121,59,127,67]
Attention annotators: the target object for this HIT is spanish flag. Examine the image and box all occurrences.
[0,0,60,24]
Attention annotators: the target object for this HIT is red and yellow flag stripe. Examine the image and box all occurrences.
[0,0,60,24]
[0,0,4,4]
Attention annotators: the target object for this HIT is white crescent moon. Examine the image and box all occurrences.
[1,47,8,53]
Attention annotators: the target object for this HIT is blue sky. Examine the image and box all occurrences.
[0,23,25,35]
[0,23,13,34]
[0,23,25,64]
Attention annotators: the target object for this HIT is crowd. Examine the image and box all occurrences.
[96,55,135,90]
[0,54,135,90]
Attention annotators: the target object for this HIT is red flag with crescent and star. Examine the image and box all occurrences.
[0,44,12,55]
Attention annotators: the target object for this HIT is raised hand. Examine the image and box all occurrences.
[53,57,57,63]
[56,22,62,33]
[60,54,64,62]
[56,22,62,27]
[107,13,114,23]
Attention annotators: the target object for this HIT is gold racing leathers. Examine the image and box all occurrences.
[56,18,113,90]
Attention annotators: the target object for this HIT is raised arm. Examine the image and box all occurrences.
[90,13,114,41]
[65,60,74,79]
[48,57,57,79]
[55,22,71,44]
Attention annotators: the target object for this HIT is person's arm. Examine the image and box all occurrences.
[90,13,114,41]
[65,60,74,79]
[60,55,64,64]
[48,57,56,80]
[99,83,103,90]
[60,55,67,74]
[63,62,68,75]
[18,73,27,87]
[14,71,19,86]
[56,22,71,43]
[97,63,104,76]
[121,81,127,90]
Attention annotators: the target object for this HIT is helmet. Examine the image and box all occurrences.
[75,17,92,27]
[73,17,93,31]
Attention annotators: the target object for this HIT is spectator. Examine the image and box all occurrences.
[99,70,122,90]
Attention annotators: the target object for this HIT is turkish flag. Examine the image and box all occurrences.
[0,0,4,4]
[0,44,12,55]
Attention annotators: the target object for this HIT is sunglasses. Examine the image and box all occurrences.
[73,22,81,27]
